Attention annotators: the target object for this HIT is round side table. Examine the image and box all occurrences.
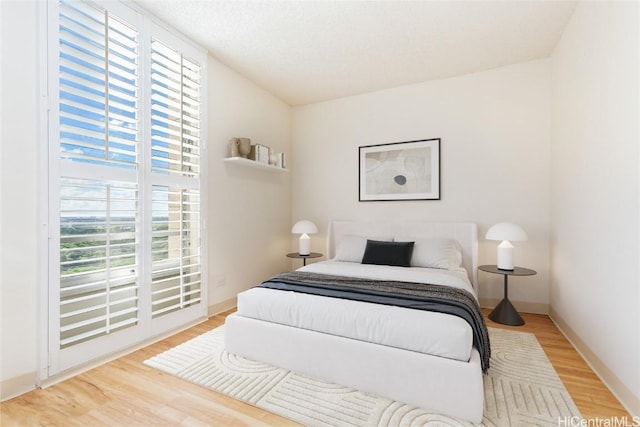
[286,252,322,266]
[478,264,536,326]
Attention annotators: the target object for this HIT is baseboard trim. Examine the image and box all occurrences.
[479,297,548,315]
[208,297,237,316]
[1,371,37,402]
[550,307,639,417]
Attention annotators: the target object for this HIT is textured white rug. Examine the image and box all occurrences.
[144,326,581,426]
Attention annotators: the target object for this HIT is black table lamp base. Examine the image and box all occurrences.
[489,298,525,326]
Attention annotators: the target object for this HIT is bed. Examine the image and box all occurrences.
[224,221,486,423]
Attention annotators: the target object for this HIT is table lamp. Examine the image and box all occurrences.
[486,222,528,270]
[292,220,318,255]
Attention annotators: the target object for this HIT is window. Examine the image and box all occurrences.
[46,0,207,376]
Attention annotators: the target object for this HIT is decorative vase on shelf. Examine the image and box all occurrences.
[230,138,240,157]
[238,138,251,159]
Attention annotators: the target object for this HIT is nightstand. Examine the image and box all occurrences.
[286,252,322,266]
[478,264,536,326]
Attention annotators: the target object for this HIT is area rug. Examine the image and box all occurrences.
[144,326,581,426]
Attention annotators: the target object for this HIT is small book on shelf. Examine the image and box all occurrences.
[249,144,270,164]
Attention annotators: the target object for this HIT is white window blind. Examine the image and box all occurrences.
[59,178,138,348]
[47,0,207,375]
[59,0,138,168]
[151,186,201,318]
[149,36,203,319]
[57,0,141,350]
[151,39,201,177]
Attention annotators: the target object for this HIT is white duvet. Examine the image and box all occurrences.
[236,261,476,362]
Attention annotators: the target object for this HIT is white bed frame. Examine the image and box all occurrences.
[225,221,483,423]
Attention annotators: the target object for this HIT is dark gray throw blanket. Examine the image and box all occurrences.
[259,271,491,373]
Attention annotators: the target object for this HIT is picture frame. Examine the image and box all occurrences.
[359,138,440,201]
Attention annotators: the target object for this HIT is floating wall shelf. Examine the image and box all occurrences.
[223,156,288,172]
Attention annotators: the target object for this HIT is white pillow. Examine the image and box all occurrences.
[333,235,393,263]
[395,237,462,270]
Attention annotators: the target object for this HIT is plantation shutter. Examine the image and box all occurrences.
[48,0,207,375]
[150,39,202,178]
[59,0,138,169]
[151,186,201,317]
[58,0,140,348]
[149,38,203,318]
[59,178,138,348]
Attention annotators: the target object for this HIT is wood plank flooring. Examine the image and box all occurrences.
[1,309,631,426]
[481,309,632,422]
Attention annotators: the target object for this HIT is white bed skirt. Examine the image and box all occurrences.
[225,313,484,423]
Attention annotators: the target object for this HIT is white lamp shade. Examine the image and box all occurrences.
[485,223,528,242]
[292,220,317,256]
[291,220,318,235]
[486,223,527,271]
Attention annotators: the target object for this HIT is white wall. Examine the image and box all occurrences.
[0,0,40,400]
[550,1,639,415]
[0,1,291,400]
[292,60,551,311]
[205,58,291,309]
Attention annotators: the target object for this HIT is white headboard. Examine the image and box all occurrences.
[327,220,479,291]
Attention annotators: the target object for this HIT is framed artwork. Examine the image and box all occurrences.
[359,138,440,201]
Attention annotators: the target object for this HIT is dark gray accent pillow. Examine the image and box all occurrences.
[361,240,415,267]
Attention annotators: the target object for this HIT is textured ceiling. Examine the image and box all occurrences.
[134,1,577,106]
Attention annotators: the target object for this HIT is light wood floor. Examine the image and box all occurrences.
[1,309,631,426]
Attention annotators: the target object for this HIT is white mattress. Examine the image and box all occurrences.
[235,261,475,362]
